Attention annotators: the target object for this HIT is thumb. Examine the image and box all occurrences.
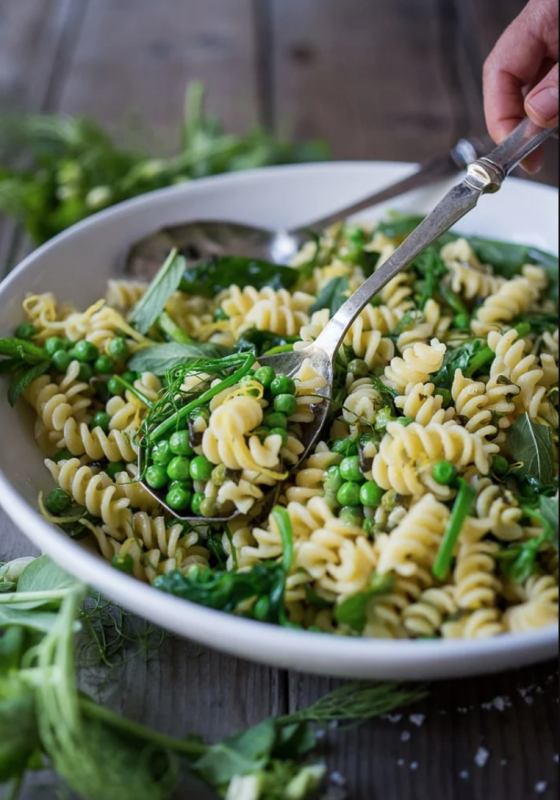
[525,63,559,128]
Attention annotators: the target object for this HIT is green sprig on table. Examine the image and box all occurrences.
[0,81,329,247]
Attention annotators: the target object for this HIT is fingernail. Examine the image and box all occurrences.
[527,87,559,124]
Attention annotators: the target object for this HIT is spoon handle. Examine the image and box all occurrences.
[312,119,557,362]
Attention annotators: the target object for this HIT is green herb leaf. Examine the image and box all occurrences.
[194,719,276,787]
[414,248,447,310]
[17,555,81,596]
[179,256,299,297]
[128,342,232,375]
[430,340,488,390]
[129,250,186,335]
[309,276,350,315]
[335,574,395,632]
[233,328,300,357]
[0,358,26,375]
[0,606,62,634]
[0,627,26,672]
[8,360,50,407]
[508,414,556,488]
[0,676,41,783]
[539,496,559,552]
[0,337,47,363]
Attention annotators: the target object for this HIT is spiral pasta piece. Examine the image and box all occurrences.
[60,417,139,462]
[396,382,454,426]
[46,458,131,528]
[488,329,545,419]
[452,370,497,439]
[454,541,502,610]
[385,339,447,392]
[472,271,543,336]
[403,586,458,638]
[504,576,559,633]
[443,608,505,639]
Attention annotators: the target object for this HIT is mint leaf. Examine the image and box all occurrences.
[129,249,186,334]
[128,342,232,375]
[8,361,50,407]
[309,276,349,315]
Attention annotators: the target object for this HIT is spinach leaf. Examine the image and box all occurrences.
[430,340,487,390]
[309,276,350,315]
[129,250,186,334]
[540,496,559,553]
[179,256,299,297]
[376,214,424,240]
[507,414,556,488]
[129,342,232,374]
[232,328,299,357]
[8,360,50,407]
[468,237,559,297]
[334,574,394,633]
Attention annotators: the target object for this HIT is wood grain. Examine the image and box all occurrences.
[270,0,456,161]
[57,0,261,154]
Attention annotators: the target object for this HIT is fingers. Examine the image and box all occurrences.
[526,62,560,127]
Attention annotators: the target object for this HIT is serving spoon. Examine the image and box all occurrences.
[125,136,490,276]
[140,119,556,522]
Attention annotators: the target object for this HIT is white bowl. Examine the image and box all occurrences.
[0,162,558,680]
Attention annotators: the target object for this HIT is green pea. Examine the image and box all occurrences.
[169,480,193,495]
[435,387,453,409]
[382,489,397,510]
[270,375,296,396]
[51,350,73,373]
[269,427,288,446]
[73,340,99,363]
[432,460,458,487]
[191,492,206,515]
[254,426,270,441]
[145,465,169,490]
[264,411,288,430]
[167,456,192,483]
[152,441,174,467]
[363,518,376,537]
[323,465,344,493]
[111,553,134,575]
[122,371,138,385]
[15,322,37,340]
[44,337,67,357]
[492,455,510,478]
[91,412,111,434]
[92,380,110,405]
[166,485,192,512]
[189,455,214,483]
[340,506,363,525]
[95,355,115,374]
[340,456,363,483]
[213,308,229,322]
[107,376,125,396]
[52,449,73,464]
[337,482,362,507]
[199,498,218,518]
[254,366,276,389]
[253,596,271,622]
[211,464,228,486]
[332,438,359,457]
[273,394,298,416]
[170,431,194,457]
[45,489,72,516]
[78,363,95,382]
[360,481,385,508]
[348,359,369,377]
[108,337,130,361]
[375,407,396,431]
[105,461,126,481]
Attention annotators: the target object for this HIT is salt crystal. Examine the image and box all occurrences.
[397,759,406,767]
[475,747,490,768]
[328,720,340,730]
[535,782,548,794]
[410,714,426,727]
[460,771,470,780]
[501,759,508,767]
[330,773,346,787]
[482,702,494,711]
[553,754,559,764]
[458,707,469,714]
[410,762,419,771]
[493,697,510,711]
[382,714,403,724]
[401,731,411,743]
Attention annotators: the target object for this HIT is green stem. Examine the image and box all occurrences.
[439,284,469,317]
[0,589,69,604]
[522,507,554,540]
[466,346,494,378]
[80,697,207,759]
[113,376,154,408]
[149,354,256,441]
[262,344,295,356]
[271,506,294,574]
[433,479,476,581]
[158,311,196,344]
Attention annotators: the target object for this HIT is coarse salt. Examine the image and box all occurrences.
[410,714,425,727]
[475,747,490,768]
[401,731,411,743]
[535,782,548,794]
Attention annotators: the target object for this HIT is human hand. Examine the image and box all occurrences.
[483,0,558,172]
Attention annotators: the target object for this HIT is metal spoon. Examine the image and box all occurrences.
[141,119,556,522]
[125,136,490,277]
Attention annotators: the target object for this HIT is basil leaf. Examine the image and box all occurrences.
[0,337,47,363]
[179,256,299,297]
[540,496,559,552]
[129,249,186,334]
[334,574,394,632]
[8,360,50,407]
[508,414,556,488]
[128,342,232,375]
[309,276,350,315]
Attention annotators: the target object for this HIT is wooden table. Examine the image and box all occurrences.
[0,2,558,799]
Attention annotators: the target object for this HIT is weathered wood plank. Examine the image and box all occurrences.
[290,664,559,800]
[57,0,261,154]
[270,0,456,162]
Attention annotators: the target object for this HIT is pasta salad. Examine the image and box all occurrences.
[2,215,558,640]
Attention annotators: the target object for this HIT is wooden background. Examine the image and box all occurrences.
[0,2,558,799]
